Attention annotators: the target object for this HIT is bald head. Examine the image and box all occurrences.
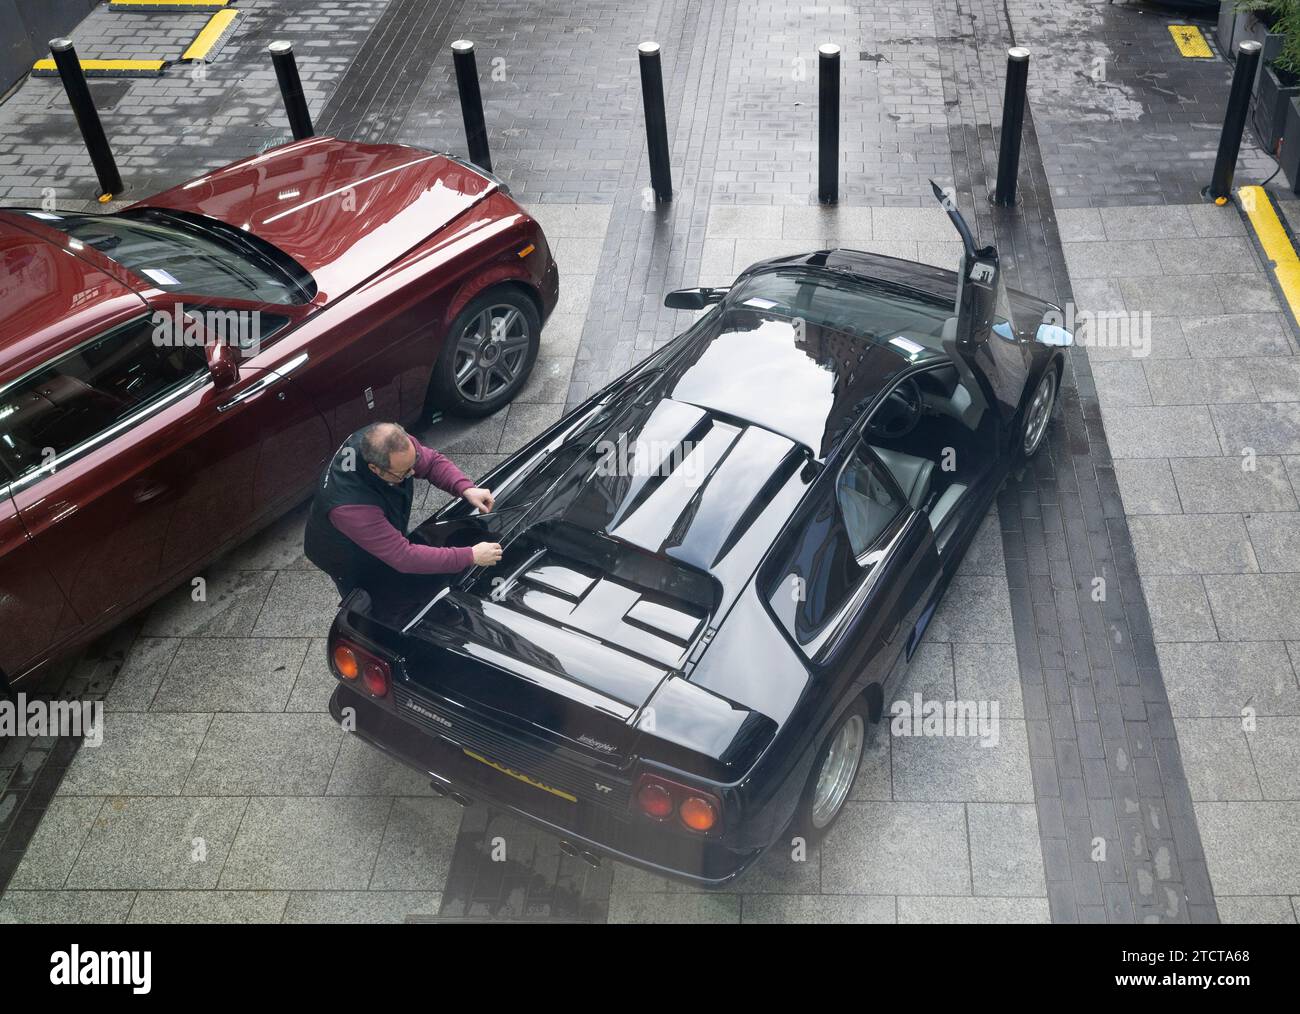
[359,422,416,483]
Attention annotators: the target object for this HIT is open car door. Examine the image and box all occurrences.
[930,181,1029,428]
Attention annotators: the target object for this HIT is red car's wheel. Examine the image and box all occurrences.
[429,288,540,418]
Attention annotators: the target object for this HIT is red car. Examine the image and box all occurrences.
[0,137,559,692]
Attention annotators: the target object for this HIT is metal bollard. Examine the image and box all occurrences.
[269,41,314,141]
[993,47,1030,207]
[638,42,673,203]
[451,40,492,172]
[48,38,123,200]
[1207,40,1263,203]
[818,44,840,205]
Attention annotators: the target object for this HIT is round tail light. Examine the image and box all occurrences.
[679,795,718,833]
[332,644,359,680]
[636,782,674,820]
[362,660,390,697]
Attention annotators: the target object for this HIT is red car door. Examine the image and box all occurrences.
[0,314,286,636]
[0,486,79,686]
[140,297,331,571]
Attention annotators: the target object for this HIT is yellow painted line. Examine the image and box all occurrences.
[182,9,239,61]
[1238,185,1300,326]
[32,58,166,76]
[110,0,229,8]
[1169,25,1213,59]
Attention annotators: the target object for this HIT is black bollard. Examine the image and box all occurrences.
[269,41,314,141]
[818,43,840,205]
[638,42,673,203]
[993,47,1030,207]
[49,38,123,200]
[451,40,492,172]
[1208,40,1262,202]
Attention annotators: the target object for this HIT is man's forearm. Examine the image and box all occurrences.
[329,505,474,574]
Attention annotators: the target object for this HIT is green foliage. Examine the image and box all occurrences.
[1273,1,1300,76]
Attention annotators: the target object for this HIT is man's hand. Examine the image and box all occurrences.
[463,486,495,513]
[472,542,503,567]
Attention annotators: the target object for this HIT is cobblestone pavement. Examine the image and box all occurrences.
[1,0,1296,923]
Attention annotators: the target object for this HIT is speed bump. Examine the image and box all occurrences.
[182,9,240,62]
[1169,25,1214,59]
[32,58,166,77]
[1237,185,1300,327]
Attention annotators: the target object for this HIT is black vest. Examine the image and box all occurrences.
[303,433,416,594]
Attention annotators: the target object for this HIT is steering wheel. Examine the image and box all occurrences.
[867,377,923,440]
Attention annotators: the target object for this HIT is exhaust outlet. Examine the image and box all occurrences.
[428,781,449,797]
[580,851,601,869]
[557,840,580,858]
[449,792,473,807]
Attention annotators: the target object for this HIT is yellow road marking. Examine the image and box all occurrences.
[110,0,229,8]
[1169,25,1213,58]
[182,9,239,61]
[463,748,578,802]
[1238,185,1300,327]
[32,58,166,75]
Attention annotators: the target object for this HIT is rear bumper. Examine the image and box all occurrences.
[329,683,763,888]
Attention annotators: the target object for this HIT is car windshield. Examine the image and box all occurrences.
[27,208,315,305]
[727,267,952,355]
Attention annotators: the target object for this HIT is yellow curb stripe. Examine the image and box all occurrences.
[32,58,166,75]
[1169,25,1214,59]
[110,0,228,8]
[182,9,239,61]
[1238,185,1300,327]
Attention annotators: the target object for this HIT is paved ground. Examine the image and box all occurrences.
[1,0,1297,923]
[1063,201,1300,922]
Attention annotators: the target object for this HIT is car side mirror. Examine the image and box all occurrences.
[207,342,240,390]
[1035,322,1074,347]
[664,287,727,310]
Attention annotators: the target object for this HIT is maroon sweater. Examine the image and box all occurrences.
[328,437,476,574]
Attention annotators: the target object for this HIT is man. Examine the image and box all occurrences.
[304,421,503,598]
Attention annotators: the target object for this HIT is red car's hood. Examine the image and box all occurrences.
[134,137,497,300]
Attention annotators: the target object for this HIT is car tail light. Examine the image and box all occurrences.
[330,637,392,698]
[332,644,359,681]
[633,773,723,835]
[361,659,390,697]
[636,781,674,820]
[679,795,718,833]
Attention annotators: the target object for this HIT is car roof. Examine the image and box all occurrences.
[667,297,916,461]
[0,212,147,385]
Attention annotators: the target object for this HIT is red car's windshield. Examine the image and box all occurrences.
[24,207,316,305]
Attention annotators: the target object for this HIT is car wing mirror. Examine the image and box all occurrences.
[206,342,240,390]
[664,287,727,310]
[1035,322,1074,347]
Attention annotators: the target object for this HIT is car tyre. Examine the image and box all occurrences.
[1020,363,1060,459]
[791,696,872,845]
[428,288,541,418]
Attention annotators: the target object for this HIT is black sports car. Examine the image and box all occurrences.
[325,185,1072,886]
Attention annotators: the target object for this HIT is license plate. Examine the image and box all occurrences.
[462,748,577,803]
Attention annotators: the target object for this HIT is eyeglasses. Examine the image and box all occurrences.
[376,464,415,482]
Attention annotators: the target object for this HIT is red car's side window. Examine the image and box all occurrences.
[0,316,206,481]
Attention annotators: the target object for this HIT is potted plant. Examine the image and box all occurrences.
[1235,1,1287,91]
[1253,2,1300,153]
[1220,0,1250,53]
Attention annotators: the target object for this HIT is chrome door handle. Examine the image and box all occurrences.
[217,373,283,412]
